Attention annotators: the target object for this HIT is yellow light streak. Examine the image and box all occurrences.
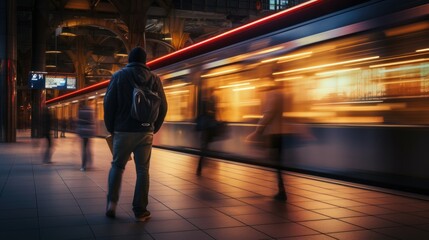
[315,68,361,76]
[283,112,336,118]
[164,83,189,89]
[163,69,190,79]
[166,90,189,95]
[253,46,284,56]
[380,79,422,85]
[201,68,239,78]
[274,76,303,81]
[273,56,379,75]
[261,51,313,63]
[312,105,392,111]
[317,117,383,123]
[381,65,426,73]
[218,82,250,89]
[233,86,255,92]
[370,58,429,68]
[416,48,429,53]
[242,115,263,119]
[229,78,260,84]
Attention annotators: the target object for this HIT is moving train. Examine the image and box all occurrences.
[47,0,429,194]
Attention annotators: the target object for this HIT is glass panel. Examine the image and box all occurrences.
[202,20,429,125]
[163,78,196,121]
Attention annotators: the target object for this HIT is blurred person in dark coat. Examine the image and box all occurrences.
[77,102,95,171]
[195,87,218,175]
[60,118,67,137]
[42,106,53,163]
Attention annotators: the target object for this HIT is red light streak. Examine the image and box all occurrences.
[46,79,110,103]
[148,0,321,67]
[47,0,321,104]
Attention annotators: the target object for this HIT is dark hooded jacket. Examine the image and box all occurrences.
[103,62,167,134]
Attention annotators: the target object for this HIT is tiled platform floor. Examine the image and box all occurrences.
[1,131,429,240]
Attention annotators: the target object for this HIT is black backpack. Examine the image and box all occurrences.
[127,73,161,126]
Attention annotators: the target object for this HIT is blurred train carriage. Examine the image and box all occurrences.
[47,0,429,194]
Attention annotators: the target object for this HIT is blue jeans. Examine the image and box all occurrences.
[107,131,153,217]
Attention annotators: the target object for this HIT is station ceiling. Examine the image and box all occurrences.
[17,0,266,88]
[16,0,309,93]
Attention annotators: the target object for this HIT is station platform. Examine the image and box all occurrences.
[1,132,429,240]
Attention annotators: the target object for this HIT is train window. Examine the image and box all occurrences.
[204,20,429,125]
[71,102,79,126]
[97,98,104,121]
[63,104,70,123]
[163,79,196,121]
[268,20,429,125]
[202,63,275,123]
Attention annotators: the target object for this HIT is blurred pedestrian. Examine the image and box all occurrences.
[195,87,218,175]
[246,82,288,201]
[60,118,67,137]
[42,106,53,164]
[104,46,168,221]
[53,115,59,138]
[77,102,95,171]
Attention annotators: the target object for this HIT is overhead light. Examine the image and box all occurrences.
[115,53,128,57]
[60,32,77,37]
[46,65,56,68]
[46,50,62,54]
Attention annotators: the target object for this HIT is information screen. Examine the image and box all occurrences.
[29,71,47,89]
[45,75,67,90]
[29,72,77,90]
[66,76,77,89]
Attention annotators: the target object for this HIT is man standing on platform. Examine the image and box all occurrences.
[103,47,167,221]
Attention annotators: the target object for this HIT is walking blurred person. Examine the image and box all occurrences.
[195,87,218,175]
[246,81,288,201]
[60,118,66,137]
[77,102,95,171]
[42,106,53,163]
[104,46,167,221]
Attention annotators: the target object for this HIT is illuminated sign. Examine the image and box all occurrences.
[29,71,77,90]
[29,71,47,89]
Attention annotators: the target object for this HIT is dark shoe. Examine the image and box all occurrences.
[135,211,151,222]
[105,209,115,218]
[105,202,117,218]
[274,191,287,201]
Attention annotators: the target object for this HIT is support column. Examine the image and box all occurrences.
[163,10,190,51]
[30,0,48,138]
[111,0,151,49]
[75,36,87,89]
[0,0,17,142]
